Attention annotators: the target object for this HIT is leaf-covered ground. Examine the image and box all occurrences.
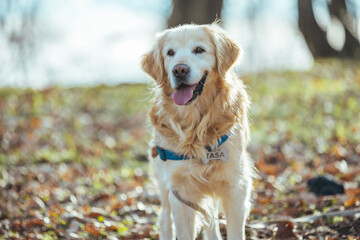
[0,60,360,239]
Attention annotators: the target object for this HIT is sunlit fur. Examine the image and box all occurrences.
[142,23,255,240]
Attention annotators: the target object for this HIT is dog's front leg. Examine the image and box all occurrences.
[203,218,221,240]
[159,189,175,240]
[221,185,251,240]
[169,190,196,240]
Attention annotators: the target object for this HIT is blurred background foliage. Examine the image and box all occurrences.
[0,0,359,87]
[0,0,360,239]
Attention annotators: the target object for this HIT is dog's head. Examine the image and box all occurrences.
[141,23,240,106]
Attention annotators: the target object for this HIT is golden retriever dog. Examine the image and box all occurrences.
[141,23,254,240]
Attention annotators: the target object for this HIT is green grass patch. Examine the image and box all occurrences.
[0,60,359,168]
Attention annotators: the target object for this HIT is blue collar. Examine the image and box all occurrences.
[157,134,230,161]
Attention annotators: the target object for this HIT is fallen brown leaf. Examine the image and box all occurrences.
[84,223,100,236]
[275,220,297,239]
[23,218,43,228]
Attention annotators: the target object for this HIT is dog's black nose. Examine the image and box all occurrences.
[172,64,189,78]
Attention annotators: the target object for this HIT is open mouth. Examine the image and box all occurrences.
[171,72,208,106]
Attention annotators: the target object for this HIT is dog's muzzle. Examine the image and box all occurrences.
[171,71,208,106]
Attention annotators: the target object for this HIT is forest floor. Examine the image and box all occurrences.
[0,60,360,239]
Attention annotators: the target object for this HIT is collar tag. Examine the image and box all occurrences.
[202,146,228,164]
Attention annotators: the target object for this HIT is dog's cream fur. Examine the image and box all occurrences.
[142,23,254,240]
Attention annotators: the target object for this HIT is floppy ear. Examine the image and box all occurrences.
[207,24,240,78]
[141,41,165,86]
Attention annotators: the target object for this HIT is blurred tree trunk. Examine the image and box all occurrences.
[297,0,360,59]
[168,0,223,28]
[327,0,360,58]
[0,0,39,80]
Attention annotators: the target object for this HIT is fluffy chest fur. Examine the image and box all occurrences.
[149,73,251,190]
[150,72,250,162]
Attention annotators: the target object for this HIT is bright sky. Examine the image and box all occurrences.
[2,0,343,88]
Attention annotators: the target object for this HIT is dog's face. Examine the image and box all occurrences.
[142,24,240,106]
[162,27,215,106]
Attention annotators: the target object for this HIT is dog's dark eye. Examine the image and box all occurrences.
[194,46,205,54]
[167,49,175,56]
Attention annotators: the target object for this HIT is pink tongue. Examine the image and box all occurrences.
[172,84,197,105]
